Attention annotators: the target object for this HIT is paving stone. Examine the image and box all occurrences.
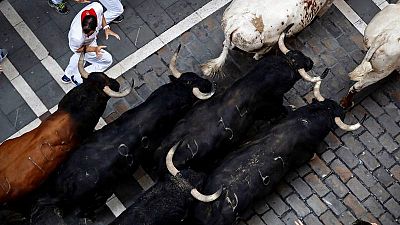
[241,207,255,221]
[370,183,391,204]
[343,193,368,218]
[383,103,400,122]
[336,146,359,169]
[21,63,53,92]
[319,210,342,225]
[363,196,385,218]
[135,84,153,100]
[35,80,64,109]
[330,159,353,182]
[359,151,380,171]
[303,214,323,225]
[303,174,329,197]
[261,210,285,225]
[127,23,156,49]
[347,177,370,201]
[306,194,328,216]
[7,43,40,74]
[11,0,51,32]
[325,175,350,198]
[384,198,400,219]
[378,113,400,137]
[376,150,396,169]
[265,193,289,216]
[136,0,174,35]
[165,0,194,22]
[0,111,17,142]
[284,171,299,184]
[361,97,384,118]
[296,164,312,177]
[6,103,36,131]
[252,199,270,215]
[390,165,400,181]
[154,0,179,9]
[105,111,119,124]
[275,182,294,198]
[280,211,296,225]
[324,132,342,150]
[286,194,310,217]
[35,19,69,59]
[290,178,312,199]
[186,0,210,11]
[359,131,383,154]
[353,165,377,188]
[378,132,399,153]
[339,211,357,225]
[341,133,364,155]
[321,149,336,164]
[387,183,400,202]
[371,91,390,107]
[379,212,398,225]
[0,15,26,52]
[322,192,347,216]
[247,214,265,225]
[308,156,331,178]
[362,117,384,137]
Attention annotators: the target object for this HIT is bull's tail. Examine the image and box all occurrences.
[349,33,387,81]
[201,37,231,77]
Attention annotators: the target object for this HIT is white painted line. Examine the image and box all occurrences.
[0,0,75,93]
[2,58,48,117]
[106,194,126,217]
[333,0,368,34]
[133,166,155,191]
[372,0,389,9]
[106,0,233,79]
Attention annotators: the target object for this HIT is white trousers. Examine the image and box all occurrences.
[64,40,112,84]
[99,0,124,24]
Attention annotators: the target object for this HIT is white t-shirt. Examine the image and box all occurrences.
[68,2,103,52]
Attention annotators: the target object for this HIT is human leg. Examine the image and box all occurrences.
[99,0,124,24]
[63,53,80,84]
[48,0,69,15]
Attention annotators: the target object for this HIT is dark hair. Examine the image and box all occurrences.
[82,15,97,34]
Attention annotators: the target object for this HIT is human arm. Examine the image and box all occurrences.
[74,0,91,3]
[102,16,120,40]
[76,45,107,58]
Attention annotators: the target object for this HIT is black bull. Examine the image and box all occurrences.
[155,50,314,174]
[29,71,214,223]
[189,99,346,225]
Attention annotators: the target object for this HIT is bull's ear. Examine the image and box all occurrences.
[169,75,178,82]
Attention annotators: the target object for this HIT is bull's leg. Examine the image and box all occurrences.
[201,38,231,77]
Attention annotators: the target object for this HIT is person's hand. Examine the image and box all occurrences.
[104,28,121,40]
[76,46,86,53]
[95,46,107,58]
[74,0,91,3]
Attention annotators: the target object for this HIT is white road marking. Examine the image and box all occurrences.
[106,194,127,217]
[372,0,390,9]
[333,0,368,34]
[0,0,75,93]
[106,0,233,79]
[133,166,155,191]
[1,58,47,117]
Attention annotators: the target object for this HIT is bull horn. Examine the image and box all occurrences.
[103,80,133,98]
[192,83,216,100]
[190,187,222,202]
[78,53,90,79]
[334,117,361,131]
[166,141,181,176]
[278,32,290,54]
[298,69,322,82]
[169,45,183,78]
[313,81,325,102]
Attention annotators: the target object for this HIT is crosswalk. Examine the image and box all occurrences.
[0,0,393,223]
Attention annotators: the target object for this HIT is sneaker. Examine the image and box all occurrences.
[48,0,69,15]
[110,15,124,24]
[71,75,81,86]
[0,49,8,62]
[61,75,71,84]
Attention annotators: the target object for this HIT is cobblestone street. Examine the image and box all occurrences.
[0,0,399,224]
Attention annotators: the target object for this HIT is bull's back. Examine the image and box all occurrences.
[365,4,400,45]
[0,111,78,202]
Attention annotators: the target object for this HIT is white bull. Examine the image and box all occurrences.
[341,1,400,108]
[202,0,335,76]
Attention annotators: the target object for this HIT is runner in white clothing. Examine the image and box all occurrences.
[62,2,120,85]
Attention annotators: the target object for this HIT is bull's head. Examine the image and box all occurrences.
[169,45,216,100]
[166,141,222,202]
[278,27,329,102]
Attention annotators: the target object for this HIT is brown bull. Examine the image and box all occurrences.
[0,53,132,203]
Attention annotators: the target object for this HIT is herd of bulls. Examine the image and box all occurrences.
[1,0,399,225]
